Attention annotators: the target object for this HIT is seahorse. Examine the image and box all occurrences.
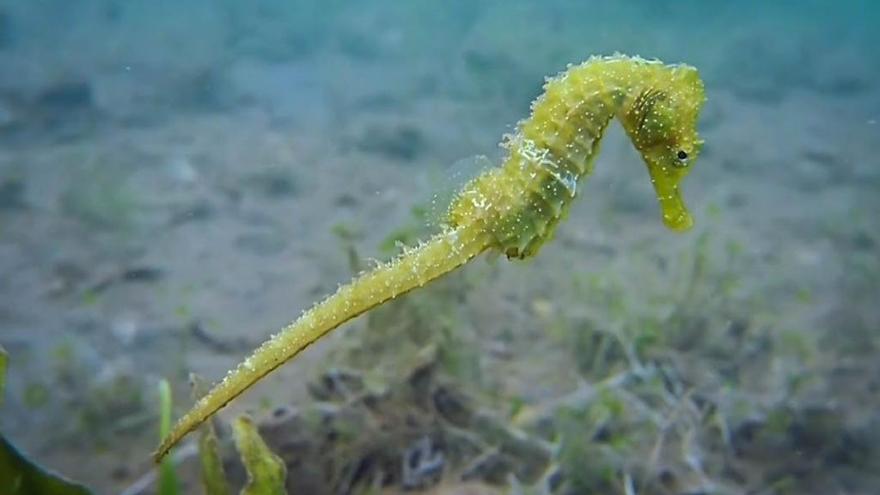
[154,54,706,461]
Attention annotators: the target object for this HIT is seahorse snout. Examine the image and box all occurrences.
[656,186,693,231]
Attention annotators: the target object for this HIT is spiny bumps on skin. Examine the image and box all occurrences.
[155,55,706,462]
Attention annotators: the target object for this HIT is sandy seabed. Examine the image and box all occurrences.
[0,2,878,493]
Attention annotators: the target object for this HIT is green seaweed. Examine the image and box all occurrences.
[0,436,94,495]
[198,419,231,495]
[232,416,287,495]
[157,379,181,495]
[0,346,94,495]
[23,381,50,409]
[0,346,6,407]
[191,376,232,495]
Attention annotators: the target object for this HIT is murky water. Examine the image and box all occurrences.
[0,1,878,493]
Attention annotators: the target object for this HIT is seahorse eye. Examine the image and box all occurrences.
[673,149,689,168]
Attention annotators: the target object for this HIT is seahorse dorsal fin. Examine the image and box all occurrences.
[427,154,495,230]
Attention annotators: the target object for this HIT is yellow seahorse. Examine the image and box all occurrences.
[155,54,706,461]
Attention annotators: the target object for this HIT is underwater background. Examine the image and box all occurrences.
[0,0,878,493]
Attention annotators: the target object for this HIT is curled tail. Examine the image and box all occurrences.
[154,225,491,461]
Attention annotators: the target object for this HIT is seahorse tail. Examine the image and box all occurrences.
[154,224,491,461]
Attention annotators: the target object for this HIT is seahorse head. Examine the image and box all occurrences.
[620,64,706,231]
